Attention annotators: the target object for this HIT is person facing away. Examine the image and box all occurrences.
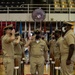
[48,34,56,61]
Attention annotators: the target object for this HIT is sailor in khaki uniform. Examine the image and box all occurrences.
[20,38,26,51]
[48,34,56,60]
[41,34,49,62]
[54,30,63,67]
[0,54,5,75]
[2,25,15,75]
[20,38,26,60]
[14,32,22,75]
[41,34,49,47]
[0,33,5,75]
[25,29,48,75]
[60,23,74,75]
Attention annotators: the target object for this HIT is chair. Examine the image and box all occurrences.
[61,1,68,12]
[69,1,75,12]
[54,1,61,11]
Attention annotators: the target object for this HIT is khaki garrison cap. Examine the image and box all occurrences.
[3,24,13,31]
[34,29,41,34]
[64,21,74,26]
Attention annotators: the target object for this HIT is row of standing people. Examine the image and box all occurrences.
[24,22,75,75]
[0,24,49,75]
[0,24,26,75]
[48,23,75,75]
[0,22,75,75]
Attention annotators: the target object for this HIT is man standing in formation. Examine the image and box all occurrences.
[60,23,75,75]
[54,30,62,67]
[52,23,75,75]
[48,34,56,61]
[2,25,25,75]
[48,22,75,75]
[1,22,75,75]
[25,29,48,75]
[14,32,22,75]
[2,25,15,75]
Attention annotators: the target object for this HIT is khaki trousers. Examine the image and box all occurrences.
[0,57,5,75]
[61,54,74,75]
[3,57,14,75]
[30,56,44,75]
[0,65,5,75]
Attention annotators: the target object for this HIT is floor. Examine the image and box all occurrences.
[0,64,75,75]
[0,56,75,75]
[24,64,50,75]
[24,64,75,75]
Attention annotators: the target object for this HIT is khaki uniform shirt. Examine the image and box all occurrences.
[2,34,14,57]
[48,39,56,54]
[29,39,48,57]
[54,37,63,59]
[43,39,49,47]
[61,29,74,55]
[20,41,25,52]
[14,43,22,55]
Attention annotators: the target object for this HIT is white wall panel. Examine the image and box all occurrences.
[54,0,59,2]
[68,0,73,2]
[61,0,66,2]
[0,13,75,21]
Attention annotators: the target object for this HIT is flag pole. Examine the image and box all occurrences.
[55,20,58,30]
[34,20,36,30]
[1,20,2,29]
[19,20,22,37]
[24,21,27,42]
[40,21,42,31]
[28,22,32,40]
[49,21,52,39]
[44,21,46,34]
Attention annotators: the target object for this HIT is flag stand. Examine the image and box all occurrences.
[14,66,19,75]
[55,67,61,75]
[49,58,52,75]
[51,61,55,75]
[14,58,19,75]
[21,58,25,75]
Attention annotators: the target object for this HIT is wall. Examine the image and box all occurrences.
[0,13,75,21]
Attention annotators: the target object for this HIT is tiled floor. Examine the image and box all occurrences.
[0,64,75,75]
[24,65,50,75]
[24,64,75,75]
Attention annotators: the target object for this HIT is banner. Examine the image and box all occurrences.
[49,22,52,35]
[28,22,32,39]
[55,21,58,30]
[44,22,46,33]
[19,22,22,35]
[24,21,27,38]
